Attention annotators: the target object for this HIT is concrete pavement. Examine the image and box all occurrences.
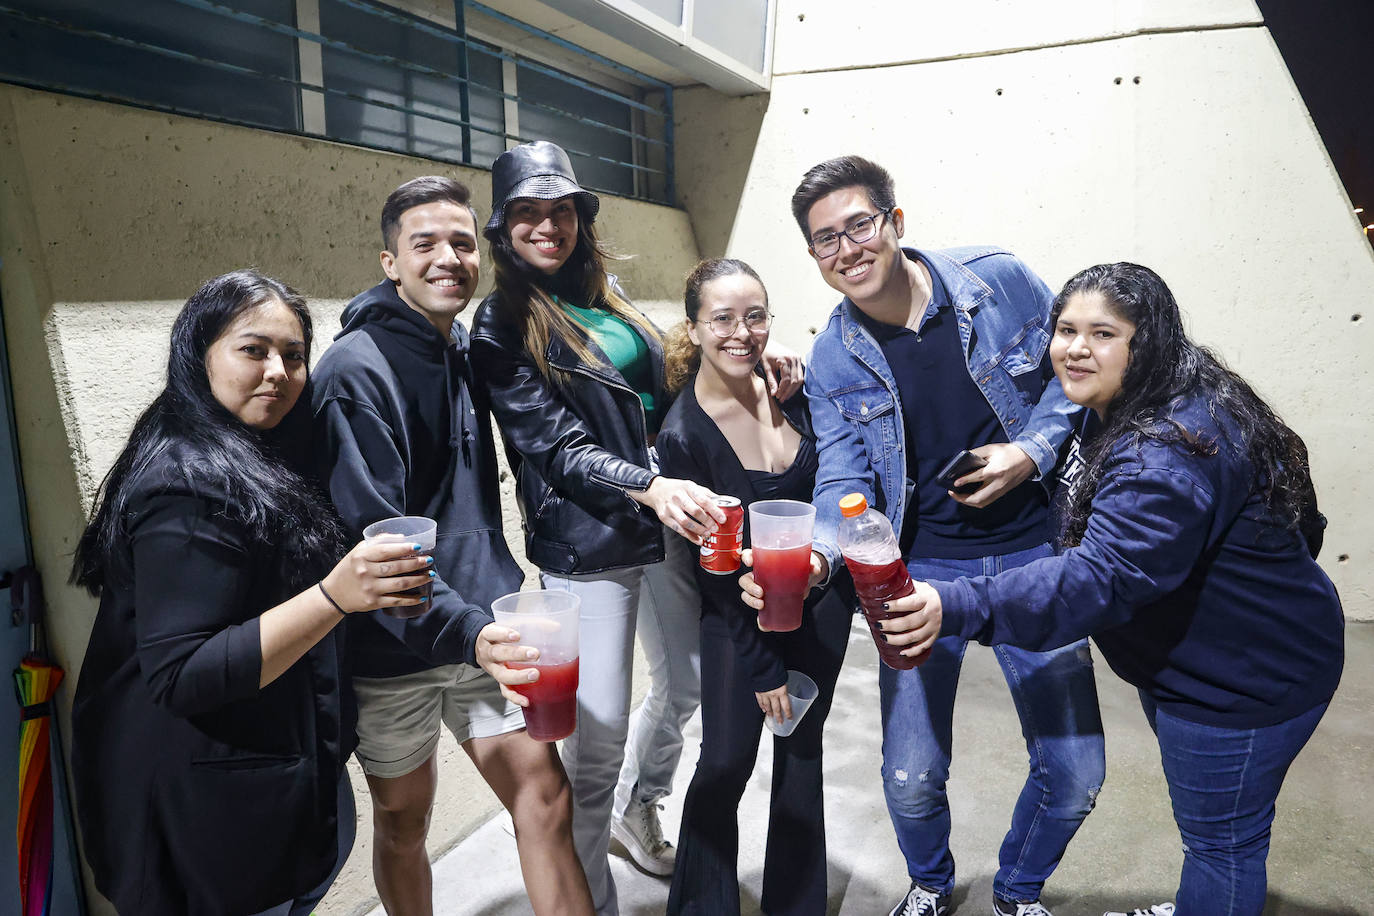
[369,620,1371,916]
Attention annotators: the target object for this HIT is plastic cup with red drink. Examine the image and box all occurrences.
[363,515,437,618]
[491,589,581,742]
[748,499,816,632]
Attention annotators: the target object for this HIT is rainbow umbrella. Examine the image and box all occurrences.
[14,652,63,916]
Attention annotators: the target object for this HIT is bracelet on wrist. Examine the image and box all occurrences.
[317,582,347,617]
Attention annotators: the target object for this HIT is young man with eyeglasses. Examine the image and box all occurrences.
[784,156,1106,916]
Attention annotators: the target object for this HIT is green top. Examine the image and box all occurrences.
[558,297,659,432]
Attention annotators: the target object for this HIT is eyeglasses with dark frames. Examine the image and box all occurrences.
[809,207,894,259]
[696,310,773,338]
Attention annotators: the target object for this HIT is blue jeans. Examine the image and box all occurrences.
[1141,694,1327,916]
[880,543,1105,902]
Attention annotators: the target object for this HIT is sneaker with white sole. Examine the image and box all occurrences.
[887,881,950,916]
[1104,905,1175,916]
[610,799,675,876]
[994,897,1053,916]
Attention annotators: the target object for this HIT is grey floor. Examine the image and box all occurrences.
[376,620,1371,916]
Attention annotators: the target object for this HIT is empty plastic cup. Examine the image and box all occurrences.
[763,670,819,737]
[363,515,437,618]
[748,499,816,632]
[491,590,581,742]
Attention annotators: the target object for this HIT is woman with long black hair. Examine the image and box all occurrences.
[70,270,434,915]
[883,262,1345,916]
[470,142,802,914]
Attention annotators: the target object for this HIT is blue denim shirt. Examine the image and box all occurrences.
[806,246,1077,574]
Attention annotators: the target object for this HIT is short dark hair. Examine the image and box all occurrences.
[790,155,897,241]
[381,176,477,251]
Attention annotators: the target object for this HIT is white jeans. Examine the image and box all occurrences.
[539,529,701,916]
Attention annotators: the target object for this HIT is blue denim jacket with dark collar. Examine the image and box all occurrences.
[805,246,1078,574]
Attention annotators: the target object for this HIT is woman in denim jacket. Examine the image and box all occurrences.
[890,263,1344,916]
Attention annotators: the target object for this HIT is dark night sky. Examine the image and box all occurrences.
[1256,0,1374,224]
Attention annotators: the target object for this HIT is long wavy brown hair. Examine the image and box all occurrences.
[484,196,660,380]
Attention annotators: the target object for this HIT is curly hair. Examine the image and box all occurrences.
[1054,263,1318,550]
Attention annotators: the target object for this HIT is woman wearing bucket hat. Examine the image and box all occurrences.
[470,140,802,914]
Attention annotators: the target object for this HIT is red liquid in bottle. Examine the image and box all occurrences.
[753,542,812,632]
[843,556,931,670]
[508,658,579,741]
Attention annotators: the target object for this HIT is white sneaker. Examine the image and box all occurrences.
[995,899,1053,916]
[1104,905,1175,916]
[888,882,950,916]
[610,799,675,876]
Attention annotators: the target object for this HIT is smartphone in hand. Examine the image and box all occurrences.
[934,449,988,494]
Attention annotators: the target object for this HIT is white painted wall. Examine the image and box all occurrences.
[674,0,1374,616]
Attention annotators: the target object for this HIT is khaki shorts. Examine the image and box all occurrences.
[353,664,526,779]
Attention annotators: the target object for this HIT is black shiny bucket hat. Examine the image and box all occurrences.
[486,140,601,230]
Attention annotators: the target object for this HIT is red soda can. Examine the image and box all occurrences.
[699,496,744,575]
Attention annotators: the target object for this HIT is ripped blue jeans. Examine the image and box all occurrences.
[879,542,1105,902]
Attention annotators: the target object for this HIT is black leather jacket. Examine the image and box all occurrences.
[470,289,667,574]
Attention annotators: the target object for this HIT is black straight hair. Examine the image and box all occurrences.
[71,269,345,595]
[790,155,897,241]
[1053,262,1320,550]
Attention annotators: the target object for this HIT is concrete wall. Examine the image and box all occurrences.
[673,0,1374,618]
[0,83,699,915]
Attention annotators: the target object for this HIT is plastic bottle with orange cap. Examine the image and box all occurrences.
[837,493,932,669]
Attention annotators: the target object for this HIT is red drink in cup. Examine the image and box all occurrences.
[507,658,579,741]
[363,516,437,619]
[752,542,813,631]
[748,499,817,633]
[492,590,581,742]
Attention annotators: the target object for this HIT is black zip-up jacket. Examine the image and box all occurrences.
[655,380,856,691]
[312,280,523,676]
[470,284,666,574]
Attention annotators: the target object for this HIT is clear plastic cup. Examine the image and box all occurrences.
[763,670,819,737]
[491,590,581,742]
[363,516,437,618]
[748,499,816,632]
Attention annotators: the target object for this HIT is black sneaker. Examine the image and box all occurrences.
[993,898,1053,916]
[1103,906,1175,916]
[887,881,951,916]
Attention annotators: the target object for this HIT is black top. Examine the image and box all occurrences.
[745,438,819,501]
[656,378,854,692]
[853,252,1048,560]
[470,277,671,574]
[71,442,351,915]
[312,281,524,677]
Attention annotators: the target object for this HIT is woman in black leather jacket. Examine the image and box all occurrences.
[470,141,724,912]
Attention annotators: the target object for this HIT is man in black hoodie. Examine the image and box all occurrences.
[312,177,593,916]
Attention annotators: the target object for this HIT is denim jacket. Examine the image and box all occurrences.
[806,246,1077,574]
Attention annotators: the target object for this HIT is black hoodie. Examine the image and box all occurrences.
[311,280,523,676]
